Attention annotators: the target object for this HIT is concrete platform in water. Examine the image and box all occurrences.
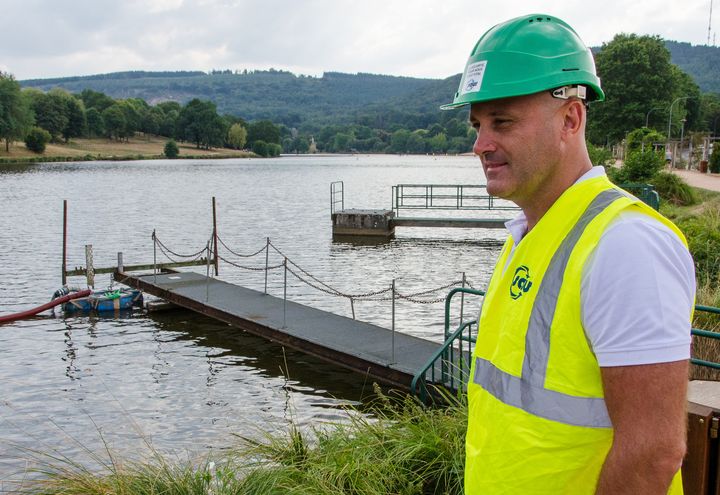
[116,270,460,391]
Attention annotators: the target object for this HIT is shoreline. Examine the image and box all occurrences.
[0,136,257,164]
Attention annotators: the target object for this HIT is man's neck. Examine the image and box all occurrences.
[522,162,593,231]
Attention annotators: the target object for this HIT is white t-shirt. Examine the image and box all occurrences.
[502,167,694,367]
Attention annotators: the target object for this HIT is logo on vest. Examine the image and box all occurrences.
[510,265,533,300]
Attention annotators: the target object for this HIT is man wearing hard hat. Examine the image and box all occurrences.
[443,14,695,494]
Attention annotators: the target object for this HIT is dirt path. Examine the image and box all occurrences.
[672,169,720,192]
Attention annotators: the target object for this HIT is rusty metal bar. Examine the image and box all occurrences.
[62,200,68,286]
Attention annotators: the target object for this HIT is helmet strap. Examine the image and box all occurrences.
[551,85,587,100]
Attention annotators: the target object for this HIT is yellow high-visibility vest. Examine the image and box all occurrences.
[465,175,687,494]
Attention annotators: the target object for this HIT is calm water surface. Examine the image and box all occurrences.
[0,154,507,483]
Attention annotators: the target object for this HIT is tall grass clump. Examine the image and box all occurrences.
[651,172,698,206]
[235,387,467,495]
[672,198,720,380]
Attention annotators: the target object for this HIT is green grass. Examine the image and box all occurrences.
[20,387,467,495]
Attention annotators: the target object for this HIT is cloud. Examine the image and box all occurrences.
[1,0,714,80]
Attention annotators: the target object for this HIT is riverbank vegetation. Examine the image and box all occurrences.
[21,389,467,495]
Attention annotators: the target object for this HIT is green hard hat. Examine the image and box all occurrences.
[441,14,604,110]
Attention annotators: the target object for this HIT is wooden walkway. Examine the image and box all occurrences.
[116,270,459,391]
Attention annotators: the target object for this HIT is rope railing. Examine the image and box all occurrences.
[150,230,486,367]
[217,235,267,258]
[152,233,480,308]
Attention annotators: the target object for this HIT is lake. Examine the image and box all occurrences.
[0,154,507,483]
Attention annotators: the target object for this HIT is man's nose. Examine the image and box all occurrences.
[472,129,496,157]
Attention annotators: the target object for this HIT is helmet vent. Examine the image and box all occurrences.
[562,68,580,72]
[528,16,552,23]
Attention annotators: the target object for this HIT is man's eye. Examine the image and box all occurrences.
[494,119,512,127]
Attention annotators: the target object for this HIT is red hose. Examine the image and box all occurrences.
[0,289,93,324]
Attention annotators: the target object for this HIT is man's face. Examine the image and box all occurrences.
[469,92,566,206]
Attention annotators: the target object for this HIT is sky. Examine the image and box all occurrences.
[0,0,715,81]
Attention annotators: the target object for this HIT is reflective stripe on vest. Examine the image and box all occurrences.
[473,188,624,429]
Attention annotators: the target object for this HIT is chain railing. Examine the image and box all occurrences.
[151,232,481,356]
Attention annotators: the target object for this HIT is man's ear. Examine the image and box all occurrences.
[561,100,585,137]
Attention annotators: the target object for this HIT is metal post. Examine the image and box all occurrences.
[283,257,288,328]
[152,229,157,284]
[117,252,124,272]
[212,197,219,276]
[205,242,211,301]
[85,244,95,289]
[62,200,67,286]
[264,237,270,294]
[391,279,396,364]
[460,272,466,326]
[350,297,355,320]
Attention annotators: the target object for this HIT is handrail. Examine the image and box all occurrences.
[411,287,485,401]
[691,304,720,369]
[411,319,476,401]
[330,181,344,215]
[392,184,519,215]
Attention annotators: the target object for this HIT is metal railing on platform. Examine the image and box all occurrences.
[330,181,344,215]
[391,184,519,216]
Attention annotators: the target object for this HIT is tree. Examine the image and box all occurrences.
[588,34,681,144]
[24,126,51,153]
[164,139,179,158]
[428,132,448,153]
[247,120,281,145]
[102,104,127,140]
[626,127,665,153]
[252,139,269,157]
[177,99,227,149]
[28,89,69,142]
[226,123,247,149]
[86,107,105,137]
[80,89,115,112]
[0,72,33,151]
[63,96,86,142]
[390,129,411,153]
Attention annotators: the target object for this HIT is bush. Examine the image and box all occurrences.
[677,206,720,282]
[625,128,665,154]
[268,143,282,157]
[710,144,720,174]
[252,140,269,157]
[24,126,51,153]
[616,150,664,183]
[164,139,179,158]
[651,172,698,206]
[587,142,613,166]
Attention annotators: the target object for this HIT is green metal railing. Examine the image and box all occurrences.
[410,289,720,401]
[411,287,484,401]
[691,305,720,369]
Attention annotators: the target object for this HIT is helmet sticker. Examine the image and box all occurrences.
[460,60,488,95]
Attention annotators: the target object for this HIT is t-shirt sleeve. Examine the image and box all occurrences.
[581,212,695,367]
